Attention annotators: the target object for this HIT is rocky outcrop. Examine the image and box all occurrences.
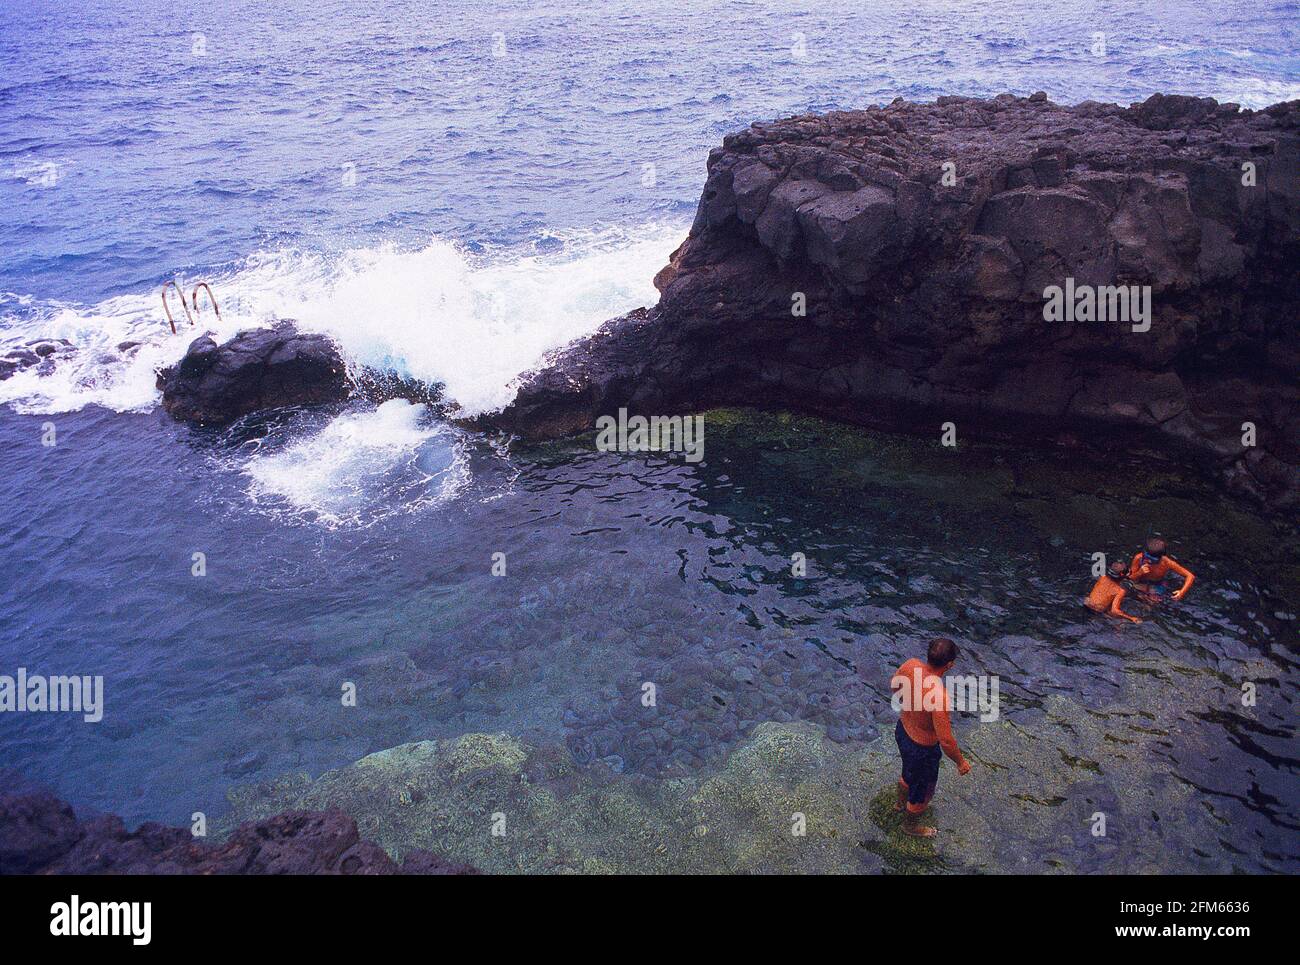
[157,321,351,425]
[0,791,479,875]
[486,94,1300,510]
[0,338,76,380]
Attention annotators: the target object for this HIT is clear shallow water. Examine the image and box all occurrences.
[1,0,1298,871]
[1,406,1295,871]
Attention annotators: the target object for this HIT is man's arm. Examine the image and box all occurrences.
[1108,588,1142,623]
[1167,558,1195,600]
[931,706,971,774]
[1127,552,1147,580]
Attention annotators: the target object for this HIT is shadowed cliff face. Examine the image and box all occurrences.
[486,93,1299,510]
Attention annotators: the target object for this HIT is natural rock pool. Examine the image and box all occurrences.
[2,404,1293,873]
[2,0,1297,873]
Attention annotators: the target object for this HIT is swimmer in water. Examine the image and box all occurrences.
[1127,536,1195,604]
[1085,559,1142,623]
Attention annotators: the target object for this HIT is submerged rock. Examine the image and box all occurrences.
[217,656,1282,874]
[0,790,479,875]
[486,94,1300,511]
[0,339,76,380]
[157,321,351,425]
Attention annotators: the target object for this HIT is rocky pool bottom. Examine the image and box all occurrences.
[1,406,1295,873]
[220,674,1279,875]
[216,410,1295,874]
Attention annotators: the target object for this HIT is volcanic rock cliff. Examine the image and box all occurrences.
[486,93,1300,510]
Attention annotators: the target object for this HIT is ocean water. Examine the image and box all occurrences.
[1,0,1297,872]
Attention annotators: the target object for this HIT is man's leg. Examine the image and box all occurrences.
[901,747,942,836]
[902,816,936,837]
[893,721,912,812]
[901,789,937,837]
[895,721,938,833]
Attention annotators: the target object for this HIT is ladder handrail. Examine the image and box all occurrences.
[161,281,194,335]
[190,282,222,325]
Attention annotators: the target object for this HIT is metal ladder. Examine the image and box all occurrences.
[162,281,221,334]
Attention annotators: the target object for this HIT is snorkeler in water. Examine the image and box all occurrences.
[1086,559,1142,623]
[1128,536,1195,603]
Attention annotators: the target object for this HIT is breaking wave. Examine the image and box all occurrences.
[242,399,466,527]
[0,222,685,417]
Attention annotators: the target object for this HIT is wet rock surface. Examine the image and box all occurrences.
[0,790,479,874]
[487,94,1300,511]
[0,338,76,380]
[157,321,352,425]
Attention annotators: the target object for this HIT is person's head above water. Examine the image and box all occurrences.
[1145,536,1167,559]
[1108,560,1128,578]
[927,637,959,671]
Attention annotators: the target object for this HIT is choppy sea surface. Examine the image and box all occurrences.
[1,0,1297,871]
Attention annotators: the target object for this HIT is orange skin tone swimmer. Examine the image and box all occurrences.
[1086,573,1142,623]
[1128,552,1195,602]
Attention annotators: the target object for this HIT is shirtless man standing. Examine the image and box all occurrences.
[890,637,972,837]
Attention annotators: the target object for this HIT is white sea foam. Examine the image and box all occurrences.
[1205,77,1300,109]
[243,399,465,526]
[0,222,685,417]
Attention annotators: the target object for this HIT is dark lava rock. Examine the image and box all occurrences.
[1,339,77,380]
[484,94,1300,511]
[157,320,351,425]
[0,790,479,875]
[0,338,76,379]
[0,792,82,874]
